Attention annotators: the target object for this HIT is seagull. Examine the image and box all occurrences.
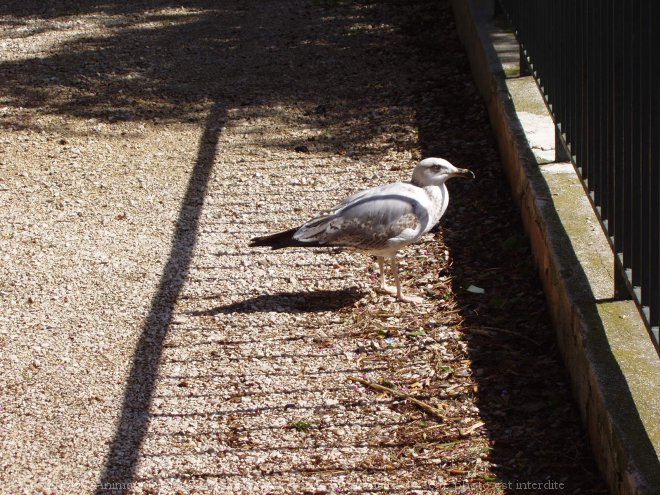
[250,157,474,303]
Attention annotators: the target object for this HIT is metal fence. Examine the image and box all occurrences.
[497,0,660,350]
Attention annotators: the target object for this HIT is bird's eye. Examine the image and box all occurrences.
[431,165,442,172]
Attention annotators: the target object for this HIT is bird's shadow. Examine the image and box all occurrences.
[188,288,365,316]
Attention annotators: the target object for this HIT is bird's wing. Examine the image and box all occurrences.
[293,182,432,250]
[330,182,393,212]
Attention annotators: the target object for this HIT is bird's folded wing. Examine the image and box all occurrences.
[293,183,430,250]
[331,181,410,213]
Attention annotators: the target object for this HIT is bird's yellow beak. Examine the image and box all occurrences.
[456,168,475,179]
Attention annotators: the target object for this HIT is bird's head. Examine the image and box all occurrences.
[411,157,475,187]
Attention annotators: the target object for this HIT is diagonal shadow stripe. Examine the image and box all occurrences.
[95,103,225,495]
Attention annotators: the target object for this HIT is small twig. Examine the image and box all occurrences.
[459,420,485,437]
[348,376,445,421]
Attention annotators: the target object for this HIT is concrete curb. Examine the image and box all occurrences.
[451,1,660,494]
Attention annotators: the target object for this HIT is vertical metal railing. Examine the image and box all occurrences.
[498,0,660,351]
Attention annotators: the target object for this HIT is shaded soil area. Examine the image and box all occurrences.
[338,1,608,492]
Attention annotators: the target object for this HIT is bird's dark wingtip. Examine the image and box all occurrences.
[248,227,328,250]
[248,236,267,247]
[248,227,303,250]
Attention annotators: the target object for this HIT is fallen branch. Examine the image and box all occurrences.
[348,376,445,421]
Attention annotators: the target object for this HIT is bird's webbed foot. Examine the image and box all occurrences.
[376,284,398,295]
[396,293,424,304]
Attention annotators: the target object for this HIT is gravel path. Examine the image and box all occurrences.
[1,1,607,494]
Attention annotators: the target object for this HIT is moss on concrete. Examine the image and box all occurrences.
[597,301,660,445]
[540,168,615,301]
[506,77,548,115]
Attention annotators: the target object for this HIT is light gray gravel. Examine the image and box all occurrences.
[0,3,458,493]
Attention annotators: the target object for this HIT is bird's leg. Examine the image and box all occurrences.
[377,256,397,295]
[378,256,385,286]
[390,255,424,304]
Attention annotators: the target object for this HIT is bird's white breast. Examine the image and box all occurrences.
[420,184,449,234]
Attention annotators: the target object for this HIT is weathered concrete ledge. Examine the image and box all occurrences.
[451,1,660,494]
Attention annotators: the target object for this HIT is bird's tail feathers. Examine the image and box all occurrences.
[294,215,336,242]
[249,227,323,250]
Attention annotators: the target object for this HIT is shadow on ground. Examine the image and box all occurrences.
[188,288,364,315]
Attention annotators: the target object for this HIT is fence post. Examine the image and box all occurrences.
[614,254,631,300]
[520,45,532,76]
[494,0,502,17]
[555,125,571,162]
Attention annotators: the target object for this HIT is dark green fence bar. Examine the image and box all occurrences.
[498,0,660,351]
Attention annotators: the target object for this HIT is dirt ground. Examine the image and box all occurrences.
[0,0,607,494]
